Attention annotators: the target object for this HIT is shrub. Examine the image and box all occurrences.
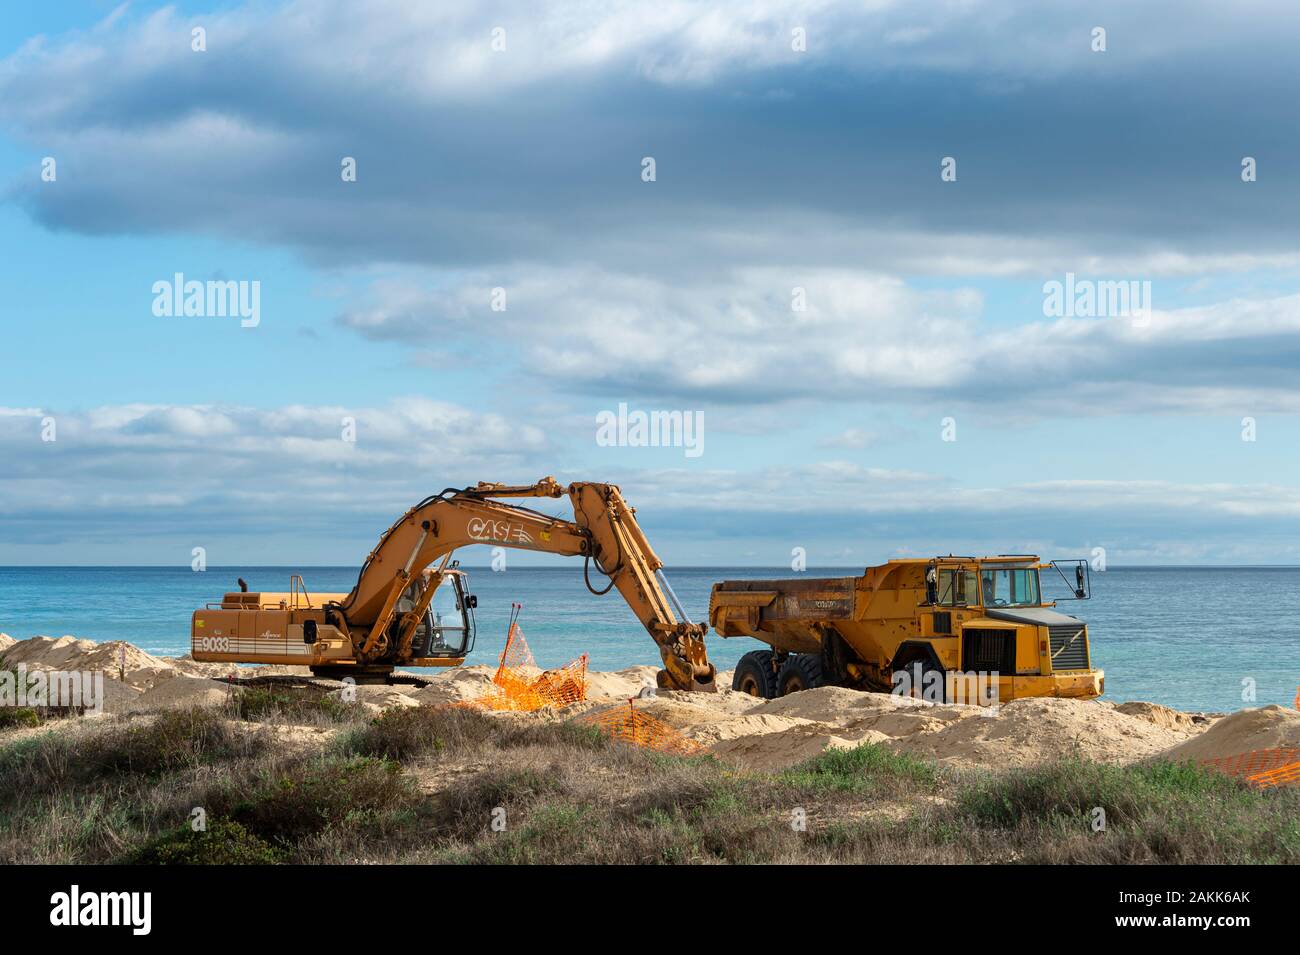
[338,705,498,759]
[228,756,420,845]
[233,686,354,724]
[0,708,261,802]
[129,819,283,865]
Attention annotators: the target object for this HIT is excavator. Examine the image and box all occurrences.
[190,478,717,692]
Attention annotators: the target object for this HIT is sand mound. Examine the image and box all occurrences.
[410,665,498,705]
[88,677,145,715]
[754,686,932,721]
[129,677,234,712]
[0,634,14,653]
[893,698,1190,769]
[686,713,822,746]
[553,684,1199,772]
[1115,700,1198,731]
[1158,705,1300,764]
[331,685,421,710]
[711,724,892,770]
[3,636,171,674]
[585,666,660,700]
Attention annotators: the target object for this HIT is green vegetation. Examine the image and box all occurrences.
[231,685,356,724]
[0,705,1295,865]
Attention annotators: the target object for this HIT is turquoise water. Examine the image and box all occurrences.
[1,565,1297,713]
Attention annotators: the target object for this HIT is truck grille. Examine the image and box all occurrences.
[962,628,1017,674]
[1048,623,1090,671]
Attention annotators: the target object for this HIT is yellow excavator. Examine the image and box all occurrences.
[190,478,717,691]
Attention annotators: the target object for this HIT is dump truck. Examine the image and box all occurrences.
[191,478,716,691]
[709,555,1102,703]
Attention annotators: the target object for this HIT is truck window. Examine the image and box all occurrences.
[979,567,1041,607]
[937,569,978,606]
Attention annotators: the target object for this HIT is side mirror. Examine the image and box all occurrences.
[466,594,478,609]
[1050,559,1091,600]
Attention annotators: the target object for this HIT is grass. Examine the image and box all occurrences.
[1,704,1295,865]
[231,685,357,725]
[953,758,1300,864]
[777,743,941,795]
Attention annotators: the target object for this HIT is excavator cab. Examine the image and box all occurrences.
[404,569,477,659]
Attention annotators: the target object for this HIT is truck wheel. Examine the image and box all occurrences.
[733,650,780,699]
[777,654,825,696]
[893,658,946,703]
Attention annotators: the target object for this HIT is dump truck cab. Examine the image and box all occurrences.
[710,555,1103,704]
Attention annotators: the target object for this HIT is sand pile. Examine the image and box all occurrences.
[891,697,1191,770]
[1,636,179,690]
[689,688,974,770]
[587,686,1204,771]
[1114,700,1201,731]
[584,665,660,700]
[1158,705,1300,764]
[0,634,15,652]
[1,636,170,673]
[128,677,233,712]
[101,680,146,715]
[332,684,421,715]
[410,665,498,705]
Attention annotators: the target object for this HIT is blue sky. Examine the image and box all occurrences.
[4,1,1300,566]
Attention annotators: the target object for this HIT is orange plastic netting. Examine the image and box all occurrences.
[575,700,704,756]
[1200,748,1300,789]
[463,619,587,712]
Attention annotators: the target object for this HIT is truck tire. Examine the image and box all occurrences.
[777,653,825,696]
[733,650,780,699]
[893,657,946,703]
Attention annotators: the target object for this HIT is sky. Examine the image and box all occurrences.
[3,1,1300,566]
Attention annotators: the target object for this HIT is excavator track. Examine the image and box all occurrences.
[217,673,435,691]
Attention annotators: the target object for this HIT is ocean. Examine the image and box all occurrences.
[1,565,1297,713]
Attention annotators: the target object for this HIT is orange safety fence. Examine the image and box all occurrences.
[1200,748,1300,789]
[574,699,704,756]
[462,618,587,713]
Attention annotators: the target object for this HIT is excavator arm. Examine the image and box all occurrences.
[332,477,716,692]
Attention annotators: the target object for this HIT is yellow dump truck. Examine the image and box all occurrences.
[709,555,1103,703]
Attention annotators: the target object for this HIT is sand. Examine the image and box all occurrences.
[2,634,1294,774]
[1114,700,1201,731]
[128,677,235,712]
[1,636,170,674]
[1158,705,1300,764]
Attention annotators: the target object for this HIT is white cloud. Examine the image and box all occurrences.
[339,266,1300,412]
[0,398,551,515]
